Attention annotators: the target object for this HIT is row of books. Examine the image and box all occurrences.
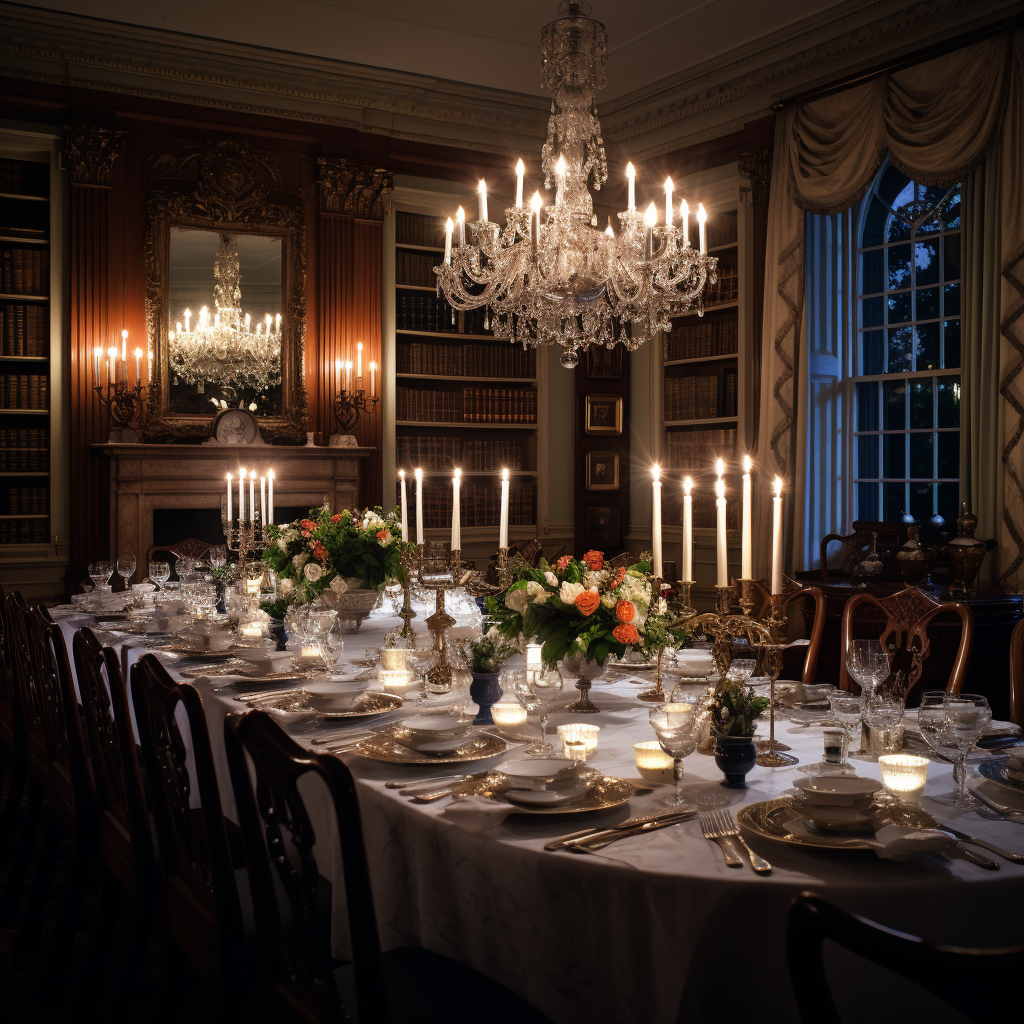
[665,375,720,421]
[396,250,442,289]
[706,266,738,305]
[414,478,536,529]
[722,370,738,417]
[1,248,48,295]
[396,211,447,249]
[397,292,458,334]
[0,520,48,544]
[1,304,49,356]
[1,374,48,410]
[664,320,738,361]
[397,386,537,424]
[0,159,24,194]
[706,215,738,250]
[397,341,535,379]
[0,426,48,449]
[0,159,47,198]
[0,449,48,471]
[396,435,528,471]
[1,486,48,515]
[663,428,740,468]
[665,490,740,531]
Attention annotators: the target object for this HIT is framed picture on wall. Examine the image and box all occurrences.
[585,451,620,491]
[584,394,623,435]
[586,505,620,547]
[586,346,623,379]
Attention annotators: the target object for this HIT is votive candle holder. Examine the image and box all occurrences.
[378,668,413,691]
[557,723,600,758]
[878,754,929,803]
[634,740,675,783]
[491,702,528,727]
[564,741,587,763]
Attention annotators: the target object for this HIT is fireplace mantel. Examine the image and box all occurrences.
[95,443,372,560]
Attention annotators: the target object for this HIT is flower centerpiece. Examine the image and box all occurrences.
[260,505,403,620]
[708,683,770,787]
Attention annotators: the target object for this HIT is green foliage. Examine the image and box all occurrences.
[464,631,519,673]
[709,682,770,737]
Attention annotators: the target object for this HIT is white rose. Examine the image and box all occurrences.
[279,577,294,595]
[559,581,584,605]
[525,581,548,604]
[303,562,323,582]
[293,553,308,570]
[544,571,558,587]
[505,587,529,615]
[277,538,287,551]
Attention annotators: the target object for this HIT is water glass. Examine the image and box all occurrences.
[846,639,890,699]
[116,554,137,588]
[507,668,564,756]
[828,693,864,768]
[88,560,113,587]
[863,695,905,755]
[649,696,703,805]
[174,555,195,580]
[208,545,227,570]
[919,692,992,807]
[726,659,757,684]
[148,561,171,589]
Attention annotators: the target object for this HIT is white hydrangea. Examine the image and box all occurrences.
[544,571,558,587]
[277,538,288,551]
[559,581,584,605]
[525,581,548,604]
[279,577,294,595]
[506,587,529,615]
[582,569,609,590]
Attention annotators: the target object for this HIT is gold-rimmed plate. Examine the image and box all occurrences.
[449,772,635,815]
[255,690,404,718]
[351,725,507,765]
[165,646,245,661]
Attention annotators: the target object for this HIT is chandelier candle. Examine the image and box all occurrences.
[451,469,462,550]
[456,206,466,246]
[626,161,636,211]
[651,465,663,579]
[499,468,510,550]
[682,476,693,581]
[414,468,424,545]
[680,199,690,248]
[643,203,657,260]
[444,218,453,264]
[478,179,488,222]
[665,178,673,227]
[515,159,525,208]
[698,204,708,255]
[530,192,542,258]
[716,460,728,588]
[741,455,753,579]
[399,470,409,543]
[772,477,784,594]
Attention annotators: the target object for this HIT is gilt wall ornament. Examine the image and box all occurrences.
[317,158,393,219]
[63,124,127,187]
[739,148,772,208]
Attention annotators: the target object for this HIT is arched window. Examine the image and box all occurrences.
[852,163,961,524]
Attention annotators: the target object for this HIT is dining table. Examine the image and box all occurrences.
[51,604,1024,1024]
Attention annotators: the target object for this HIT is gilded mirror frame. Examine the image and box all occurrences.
[143,141,307,442]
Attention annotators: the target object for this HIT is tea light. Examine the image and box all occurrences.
[564,741,587,763]
[557,723,600,757]
[381,648,409,671]
[491,702,528,727]
[245,577,262,596]
[238,621,266,639]
[878,754,929,802]
[300,645,321,660]
[662,702,694,726]
[526,644,543,669]
[378,668,413,691]
[634,740,674,782]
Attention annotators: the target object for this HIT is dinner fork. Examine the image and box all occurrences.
[708,809,772,873]
[698,811,743,867]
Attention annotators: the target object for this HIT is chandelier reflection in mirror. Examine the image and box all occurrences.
[168,233,283,393]
[433,2,718,367]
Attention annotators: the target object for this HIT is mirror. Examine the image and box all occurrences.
[143,141,307,442]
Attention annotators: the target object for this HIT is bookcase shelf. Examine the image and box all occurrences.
[397,373,537,384]
[397,329,502,342]
[664,354,737,368]
[396,420,536,430]
[396,243,444,254]
[0,191,47,202]
[664,416,738,428]
[0,293,48,302]
[0,236,47,245]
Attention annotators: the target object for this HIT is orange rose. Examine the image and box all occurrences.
[554,555,572,573]
[574,590,600,616]
[609,567,626,590]
[301,519,317,531]
[612,623,640,645]
[582,550,604,571]
[615,599,636,624]
[330,513,342,523]
[312,541,329,561]
[377,529,390,543]
[301,530,311,539]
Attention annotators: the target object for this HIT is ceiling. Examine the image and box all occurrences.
[15,0,865,100]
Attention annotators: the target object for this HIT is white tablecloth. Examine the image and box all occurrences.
[53,608,1024,1024]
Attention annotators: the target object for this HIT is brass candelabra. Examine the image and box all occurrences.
[94,378,149,442]
[396,542,420,639]
[332,386,380,436]
[637,575,666,703]
[421,548,462,693]
[753,593,798,767]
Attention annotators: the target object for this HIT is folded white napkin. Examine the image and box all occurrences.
[866,824,962,861]
[442,796,514,833]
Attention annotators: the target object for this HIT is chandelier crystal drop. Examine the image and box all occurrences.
[169,233,283,393]
[434,2,718,360]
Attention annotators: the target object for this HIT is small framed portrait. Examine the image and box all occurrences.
[586,505,620,547]
[586,346,623,379]
[586,451,620,491]
[584,394,623,435]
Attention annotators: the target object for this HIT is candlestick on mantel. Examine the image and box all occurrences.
[399,470,409,543]
[451,469,462,551]
[134,348,142,384]
[772,477,784,595]
[682,476,693,582]
[369,361,376,397]
[651,465,663,579]
[267,470,274,525]
[499,468,510,550]
[226,473,233,523]
[238,467,246,521]
[415,468,424,545]
[715,459,728,588]
[741,455,753,579]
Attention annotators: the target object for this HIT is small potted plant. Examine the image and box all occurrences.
[462,628,520,724]
[708,683,770,786]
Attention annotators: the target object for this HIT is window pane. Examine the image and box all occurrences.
[861,330,884,375]
[887,327,913,372]
[937,376,961,427]
[943,233,960,280]
[909,432,933,478]
[858,434,879,478]
[887,215,911,243]
[944,282,961,316]
[943,319,961,369]
[888,244,912,289]
[862,249,884,294]
[919,184,952,214]
[857,482,879,519]
[937,482,959,524]
[909,378,933,428]
[943,191,961,229]
[884,433,905,478]
[856,381,879,431]
[884,379,906,429]
[862,198,889,247]
[909,483,934,520]
[915,287,939,322]
[938,432,959,478]
[914,323,940,371]
[879,167,912,206]
[914,240,939,286]
[886,289,911,324]
[884,482,906,521]
[862,296,885,328]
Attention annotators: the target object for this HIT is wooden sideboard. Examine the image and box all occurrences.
[95,443,372,562]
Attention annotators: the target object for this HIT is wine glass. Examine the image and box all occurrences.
[174,555,194,580]
[863,695,905,755]
[116,553,137,589]
[509,669,564,756]
[148,561,170,590]
[649,698,704,806]
[828,693,864,769]
[846,639,890,700]
[88,560,113,589]
[208,545,227,570]
[919,692,992,807]
[726,659,756,685]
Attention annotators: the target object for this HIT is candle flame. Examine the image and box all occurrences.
[643,202,658,227]
[652,464,660,482]
[456,206,465,223]
[530,191,542,212]
[268,469,274,480]
[107,346,116,359]
[121,329,128,340]
[515,158,525,176]
[626,162,635,180]
[697,203,707,224]
[664,176,673,192]
[716,478,725,500]
[399,469,405,480]
[445,216,453,232]
[716,457,725,477]
[335,358,342,370]
[555,154,567,176]
[454,468,461,480]
[604,220,614,237]
[478,178,486,193]
[683,476,693,495]
[680,198,689,217]
[369,360,376,372]
[227,473,232,482]
[415,467,422,481]
[502,467,509,481]
[743,454,752,473]
[249,470,257,480]
[774,476,783,497]
[357,342,363,353]
[134,347,142,359]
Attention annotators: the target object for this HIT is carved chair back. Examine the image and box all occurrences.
[0,580,14,753]
[131,654,244,986]
[839,588,973,701]
[747,578,826,684]
[224,709,389,1024]
[6,594,50,784]
[73,628,156,893]
[1010,618,1024,727]
[146,538,212,571]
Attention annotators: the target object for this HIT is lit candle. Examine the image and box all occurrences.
[715,461,727,588]
[772,476,784,595]
[515,158,525,208]
[444,217,453,264]
[664,177,673,227]
[356,342,363,382]
[415,467,424,545]
[555,154,567,205]
[399,470,409,543]
[643,202,657,260]
[107,346,116,384]
[626,161,635,211]
[226,473,233,523]
[741,455,752,580]
[121,329,128,363]
[244,313,250,331]
[93,346,101,381]
[682,476,693,582]
[451,468,461,551]
[478,179,488,222]
[651,465,662,580]
[147,349,152,381]
[134,347,142,383]
[267,469,274,524]
[260,476,266,523]
[663,702,694,726]
[499,467,510,550]
[238,467,246,520]
[634,740,674,778]
[345,360,352,390]
[456,206,466,247]
[878,754,929,802]
[680,199,689,247]
[249,470,256,521]
[491,702,528,726]
[698,203,707,254]
[530,191,542,258]
[369,361,376,397]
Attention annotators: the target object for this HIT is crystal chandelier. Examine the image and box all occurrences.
[168,233,283,393]
[434,2,718,367]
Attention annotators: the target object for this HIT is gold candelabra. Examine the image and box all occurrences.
[421,548,461,693]
[333,386,380,435]
[222,511,265,575]
[754,593,798,767]
[396,542,420,639]
[94,378,149,443]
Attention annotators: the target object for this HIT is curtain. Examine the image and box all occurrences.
[757,30,1024,583]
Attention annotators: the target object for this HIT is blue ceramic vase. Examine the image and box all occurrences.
[715,735,757,787]
[469,671,502,725]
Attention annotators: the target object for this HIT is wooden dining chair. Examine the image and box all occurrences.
[146,538,213,572]
[224,709,552,1024]
[130,653,251,1013]
[1010,618,1024,727]
[746,577,826,684]
[0,582,30,850]
[839,587,973,701]
[73,627,160,1001]
[786,892,1024,1023]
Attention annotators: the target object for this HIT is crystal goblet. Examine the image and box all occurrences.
[649,696,703,806]
[828,693,864,769]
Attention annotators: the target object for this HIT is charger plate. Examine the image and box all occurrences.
[449,771,633,815]
[165,645,246,660]
[352,725,507,765]
[255,690,404,718]
[179,662,309,683]
[737,796,931,850]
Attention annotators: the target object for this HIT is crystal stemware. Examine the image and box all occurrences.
[726,659,756,685]
[863,695,905,755]
[846,639,890,699]
[174,555,195,580]
[509,668,563,756]
[148,561,171,590]
[88,560,113,589]
[649,697,703,805]
[828,693,864,769]
[207,545,227,570]
[919,691,992,807]
[116,554,137,589]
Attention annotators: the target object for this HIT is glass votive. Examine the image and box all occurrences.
[245,577,262,596]
[878,754,929,803]
[662,702,695,726]
[556,723,600,757]
[378,668,413,691]
[381,648,409,671]
[823,727,845,765]
[633,740,675,783]
[491,702,528,727]
[238,620,267,639]
[564,740,587,763]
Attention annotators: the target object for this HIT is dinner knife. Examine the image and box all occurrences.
[566,811,697,853]
[544,807,699,851]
